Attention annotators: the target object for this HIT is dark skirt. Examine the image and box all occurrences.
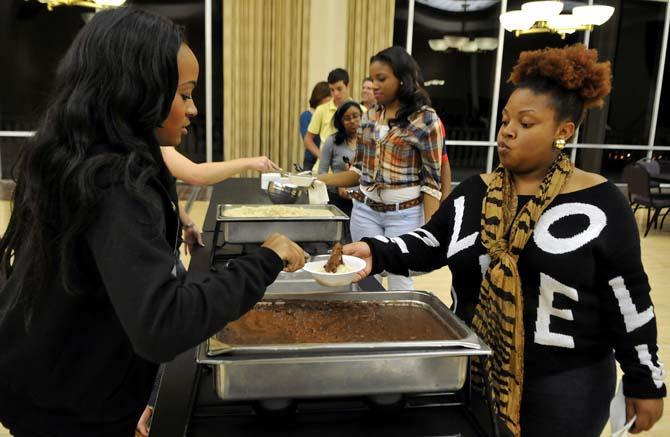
[511,353,617,437]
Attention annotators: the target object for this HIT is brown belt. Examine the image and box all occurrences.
[350,189,422,212]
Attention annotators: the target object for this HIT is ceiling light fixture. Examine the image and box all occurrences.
[37,0,126,11]
[427,0,499,53]
[429,36,498,53]
[499,1,614,38]
[416,0,498,12]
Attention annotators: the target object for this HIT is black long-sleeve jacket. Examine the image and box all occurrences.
[0,172,283,431]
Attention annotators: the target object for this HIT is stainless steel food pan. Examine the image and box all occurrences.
[216,204,349,243]
[206,291,483,355]
[196,291,491,401]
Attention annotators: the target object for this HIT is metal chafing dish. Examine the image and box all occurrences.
[215,204,348,243]
[196,291,491,401]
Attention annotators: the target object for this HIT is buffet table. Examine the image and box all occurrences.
[149,178,497,437]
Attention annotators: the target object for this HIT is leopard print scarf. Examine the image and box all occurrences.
[472,152,573,436]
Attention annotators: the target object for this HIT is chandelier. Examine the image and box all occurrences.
[429,36,498,53]
[500,1,614,38]
[37,0,126,11]
[427,0,499,53]
[417,0,498,12]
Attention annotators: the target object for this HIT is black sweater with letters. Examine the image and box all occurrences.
[365,176,666,399]
[0,172,284,431]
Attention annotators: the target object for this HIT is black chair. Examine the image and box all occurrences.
[622,164,670,237]
[659,160,670,175]
[636,158,662,193]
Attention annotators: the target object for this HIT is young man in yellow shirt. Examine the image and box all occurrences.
[303,68,351,168]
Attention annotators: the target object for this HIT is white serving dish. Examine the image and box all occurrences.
[302,255,366,287]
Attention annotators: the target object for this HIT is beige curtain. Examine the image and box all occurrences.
[223,0,311,175]
[346,0,395,102]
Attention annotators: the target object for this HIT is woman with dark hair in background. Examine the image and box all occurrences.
[317,100,363,232]
[299,81,331,171]
[343,44,664,436]
[319,46,442,290]
[0,8,305,436]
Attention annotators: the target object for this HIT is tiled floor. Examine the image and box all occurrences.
[0,183,668,436]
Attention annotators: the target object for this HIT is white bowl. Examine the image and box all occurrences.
[288,173,314,187]
[302,255,366,287]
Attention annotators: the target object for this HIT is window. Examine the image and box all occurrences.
[654,9,670,161]
[0,0,221,178]
[395,0,670,183]
[393,0,410,49]
[578,0,666,180]
[411,0,501,181]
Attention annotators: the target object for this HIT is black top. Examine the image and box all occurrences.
[364,175,666,399]
[0,164,284,431]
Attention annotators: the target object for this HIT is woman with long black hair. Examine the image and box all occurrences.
[0,8,305,436]
[318,46,443,290]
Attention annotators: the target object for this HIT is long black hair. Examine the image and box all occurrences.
[0,7,183,321]
[370,46,431,127]
[332,101,363,145]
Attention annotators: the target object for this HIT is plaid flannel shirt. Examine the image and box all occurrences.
[351,105,443,200]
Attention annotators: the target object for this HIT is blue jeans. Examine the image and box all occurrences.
[350,199,424,290]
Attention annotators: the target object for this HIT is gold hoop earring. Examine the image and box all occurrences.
[553,138,566,150]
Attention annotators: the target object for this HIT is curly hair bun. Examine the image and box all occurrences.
[509,44,612,110]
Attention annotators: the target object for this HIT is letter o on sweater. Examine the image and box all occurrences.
[533,202,607,255]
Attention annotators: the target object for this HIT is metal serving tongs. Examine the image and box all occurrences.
[293,162,312,176]
[276,163,311,178]
[276,167,291,177]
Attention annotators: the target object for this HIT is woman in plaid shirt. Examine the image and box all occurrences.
[318,46,442,290]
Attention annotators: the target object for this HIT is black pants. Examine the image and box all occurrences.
[498,353,616,437]
[303,155,317,173]
[8,417,136,437]
[1,392,137,437]
[328,194,353,243]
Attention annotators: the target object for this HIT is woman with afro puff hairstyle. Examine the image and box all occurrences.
[342,44,665,436]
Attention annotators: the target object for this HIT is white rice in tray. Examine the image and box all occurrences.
[222,206,334,218]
